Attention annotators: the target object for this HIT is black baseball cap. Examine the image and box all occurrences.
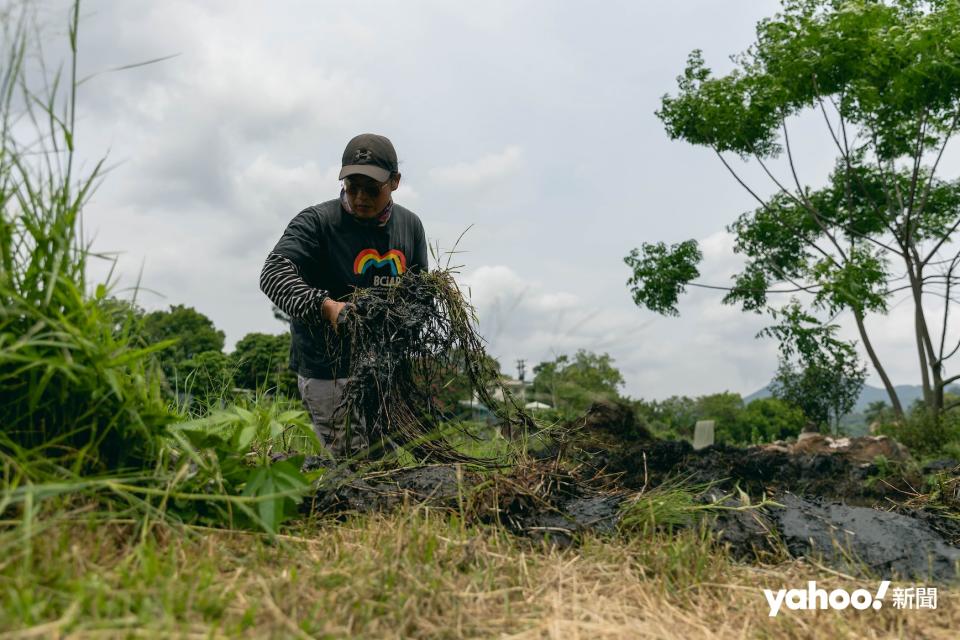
[338,133,398,183]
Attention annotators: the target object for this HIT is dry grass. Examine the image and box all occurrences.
[1,509,956,639]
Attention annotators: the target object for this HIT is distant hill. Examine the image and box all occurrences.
[744,383,960,413]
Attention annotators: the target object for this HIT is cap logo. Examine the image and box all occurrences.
[353,148,372,163]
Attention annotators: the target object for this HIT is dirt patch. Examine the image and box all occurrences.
[582,439,920,502]
[310,460,626,546]
[304,434,960,582]
[577,399,654,442]
[790,433,910,462]
[308,464,475,514]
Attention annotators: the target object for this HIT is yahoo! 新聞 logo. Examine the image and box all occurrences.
[764,581,890,617]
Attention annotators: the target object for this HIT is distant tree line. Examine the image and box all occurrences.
[132,301,949,449]
[117,302,296,404]
[527,350,810,445]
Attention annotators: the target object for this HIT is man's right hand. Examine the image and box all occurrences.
[321,298,348,330]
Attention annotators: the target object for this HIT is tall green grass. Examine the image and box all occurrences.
[0,2,171,471]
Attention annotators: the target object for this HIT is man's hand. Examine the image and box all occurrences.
[321,298,347,330]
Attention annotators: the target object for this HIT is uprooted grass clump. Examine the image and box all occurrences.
[334,268,536,463]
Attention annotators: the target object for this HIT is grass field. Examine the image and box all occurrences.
[1,503,957,639]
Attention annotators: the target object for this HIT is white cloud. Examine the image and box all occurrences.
[235,158,340,212]
[458,263,777,399]
[428,146,524,189]
[394,183,420,207]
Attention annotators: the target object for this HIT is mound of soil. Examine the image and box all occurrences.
[304,418,960,581]
[308,465,474,513]
[579,438,921,501]
[309,460,622,547]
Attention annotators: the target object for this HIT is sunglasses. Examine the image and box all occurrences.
[344,177,389,198]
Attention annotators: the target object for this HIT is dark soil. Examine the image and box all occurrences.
[586,440,920,500]
[308,459,624,547]
[774,493,960,582]
[307,464,474,514]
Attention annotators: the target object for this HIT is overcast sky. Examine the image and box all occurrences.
[25,0,960,400]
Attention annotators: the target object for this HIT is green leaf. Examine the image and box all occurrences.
[624,240,702,316]
[268,419,284,440]
[236,423,257,452]
[241,461,309,533]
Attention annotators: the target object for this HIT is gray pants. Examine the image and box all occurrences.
[297,376,368,460]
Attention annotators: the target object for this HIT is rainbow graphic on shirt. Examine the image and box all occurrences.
[353,249,408,276]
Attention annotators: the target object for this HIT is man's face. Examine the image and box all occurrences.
[343,173,400,219]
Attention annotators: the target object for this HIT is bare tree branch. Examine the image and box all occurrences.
[916,109,959,261]
[937,253,959,363]
[904,109,928,231]
[753,151,850,262]
[783,115,902,256]
[922,216,960,267]
[713,147,836,265]
[713,148,768,208]
[686,281,822,294]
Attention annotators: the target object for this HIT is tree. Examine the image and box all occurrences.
[627,0,960,421]
[763,300,866,433]
[180,350,235,404]
[231,332,297,396]
[531,350,625,412]
[729,397,807,444]
[695,392,745,437]
[141,304,225,381]
[864,400,894,428]
[634,395,699,438]
[634,392,806,444]
[771,357,865,435]
[425,350,501,417]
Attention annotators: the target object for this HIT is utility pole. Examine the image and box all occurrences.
[516,359,526,403]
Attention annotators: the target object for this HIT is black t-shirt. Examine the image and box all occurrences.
[271,198,428,379]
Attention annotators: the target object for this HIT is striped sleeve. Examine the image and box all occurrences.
[259,252,328,324]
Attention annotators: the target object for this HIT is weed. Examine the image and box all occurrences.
[0,1,170,471]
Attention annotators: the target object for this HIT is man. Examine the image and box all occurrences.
[259,133,428,460]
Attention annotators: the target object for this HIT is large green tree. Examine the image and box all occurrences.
[771,358,865,434]
[627,0,960,420]
[532,350,625,412]
[231,332,297,396]
[764,301,866,432]
[180,350,235,404]
[141,304,225,381]
[695,392,745,438]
